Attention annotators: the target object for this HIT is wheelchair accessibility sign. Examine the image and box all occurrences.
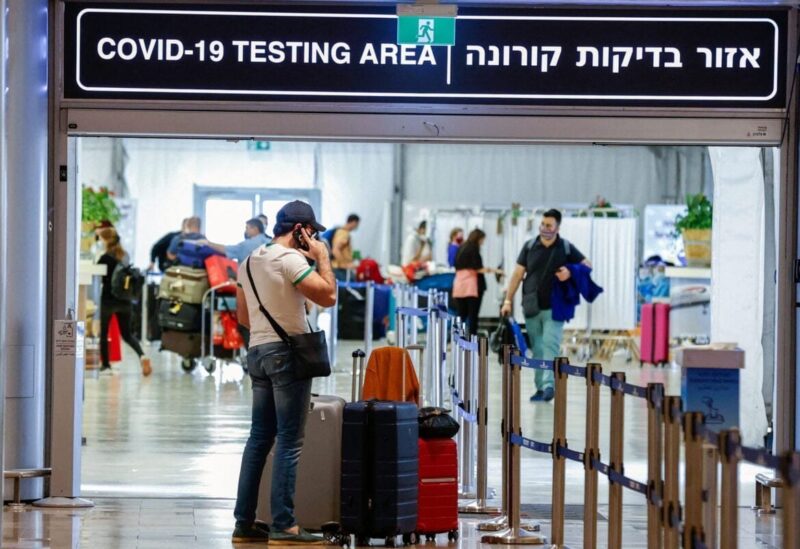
[397,16,456,46]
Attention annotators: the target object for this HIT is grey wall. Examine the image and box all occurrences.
[3,0,48,500]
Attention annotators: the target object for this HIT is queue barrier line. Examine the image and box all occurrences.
[338,281,393,291]
[509,433,553,455]
[396,306,429,318]
[510,355,554,371]
[493,345,800,549]
[457,337,479,352]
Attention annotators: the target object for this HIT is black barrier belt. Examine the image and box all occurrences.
[339,281,393,291]
[609,378,649,399]
[740,446,783,471]
[556,444,585,463]
[396,306,430,318]
[590,457,649,497]
[561,364,587,378]
[457,337,479,352]
[510,355,555,371]
[510,433,553,455]
[592,371,613,387]
[450,389,478,424]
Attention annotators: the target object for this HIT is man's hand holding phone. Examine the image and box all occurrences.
[295,226,327,263]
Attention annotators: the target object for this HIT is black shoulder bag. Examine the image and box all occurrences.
[245,257,331,380]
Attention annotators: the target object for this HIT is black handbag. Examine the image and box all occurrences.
[245,258,331,380]
[418,407,460,439]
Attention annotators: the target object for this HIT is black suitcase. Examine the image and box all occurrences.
[130,296,143,341]
[158,300,202,332]
[341,400,419,545]
[337,286,387,341]
[146,283,162,341]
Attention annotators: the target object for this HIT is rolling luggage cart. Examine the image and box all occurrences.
[194,281,246,374]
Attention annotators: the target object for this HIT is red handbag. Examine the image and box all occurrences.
[204,255,238,294]
[220,311,244,350]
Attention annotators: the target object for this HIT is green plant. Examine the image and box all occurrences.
[82,186,121,224]
[674,193,713,234]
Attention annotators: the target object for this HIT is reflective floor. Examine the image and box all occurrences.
[2,337,786,547]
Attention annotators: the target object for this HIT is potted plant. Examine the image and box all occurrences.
[81,186,121,253]
[674,193,713,267]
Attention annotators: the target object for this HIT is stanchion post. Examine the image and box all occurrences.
[478,344,512,532]
[718,429,740,549]
[460,336,500,514]
[551,357,570,547]
[702,443,718,548]
[481,346,547,545]
[682,412,706,549]
[782,452,800,549]
[425,289,436,407]
[662,397,682,549]
[411,288,419,345]
[647,383,665,549]
[459,336,476,499]
[607,372,626,549]
[396,308,405,349]
[364,281,374,361]
[583,363,602,549]
[437,307,447,408]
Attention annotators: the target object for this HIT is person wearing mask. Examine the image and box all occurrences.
[147,218,186,273]
[166,216,205,262]
[447,227,464,268]
[192,218,272,264]
[452,229,502,336]
[402,220,433,265]
[327,214,360,280]
[500,209,591,402]
[96,228,152,376]
[232,201,336,544]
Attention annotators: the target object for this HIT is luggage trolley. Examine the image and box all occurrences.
[194,281,247,374]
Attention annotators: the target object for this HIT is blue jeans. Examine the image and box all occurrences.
[234,342,312,530]
[525,309,564,392]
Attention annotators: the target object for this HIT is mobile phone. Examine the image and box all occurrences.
[293,228,310,251]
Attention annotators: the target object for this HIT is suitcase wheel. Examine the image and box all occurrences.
[181,358,196,372]
[447,530,458,543]
[424,534,436,542]
[385,536,396,547]
[200,357,216,374]
[402,533,417,546]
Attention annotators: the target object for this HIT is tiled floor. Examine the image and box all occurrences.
[2,337,786,547]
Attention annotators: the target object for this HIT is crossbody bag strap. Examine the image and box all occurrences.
[245,257,293,346]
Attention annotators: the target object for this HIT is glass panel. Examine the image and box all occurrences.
[205,199,253,244]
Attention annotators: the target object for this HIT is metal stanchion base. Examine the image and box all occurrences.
[477,515,541,532]
[458,500,502,514]
[481,526,547,545]
[33,497,95,508]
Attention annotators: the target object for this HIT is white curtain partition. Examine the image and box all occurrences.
[708,147,768,447]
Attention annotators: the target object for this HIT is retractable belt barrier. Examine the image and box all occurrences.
[483,344,800,549]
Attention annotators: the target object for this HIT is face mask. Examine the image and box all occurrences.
[455,236,464,244]
[540,228,557,240]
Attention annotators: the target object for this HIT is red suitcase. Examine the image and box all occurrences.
[640,302,670,365]
[416,438,459,542]
[204,255,238,294]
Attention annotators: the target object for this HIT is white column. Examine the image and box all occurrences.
[708,147,769,446]
[0,0,9,519]
[2,0,49,500]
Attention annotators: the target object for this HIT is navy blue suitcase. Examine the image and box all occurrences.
[341,400,419,546]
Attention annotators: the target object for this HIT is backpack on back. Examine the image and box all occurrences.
[320,226,339,248]
[111,262,144,302]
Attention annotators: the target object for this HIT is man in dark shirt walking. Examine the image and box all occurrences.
[501,209,591,402]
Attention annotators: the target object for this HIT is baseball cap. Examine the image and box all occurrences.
[274,200,326,236]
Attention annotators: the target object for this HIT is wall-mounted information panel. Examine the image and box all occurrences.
[63,3,788,109]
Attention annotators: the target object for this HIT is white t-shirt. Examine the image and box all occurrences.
[238,243,314,347]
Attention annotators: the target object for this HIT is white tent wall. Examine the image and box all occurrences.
[708,147,769,447]
[402,143,709,212]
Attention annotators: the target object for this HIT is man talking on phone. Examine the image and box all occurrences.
[232,200,336,544]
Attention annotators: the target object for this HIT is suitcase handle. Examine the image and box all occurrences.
[351,349,366,402]
[405,344,424,407]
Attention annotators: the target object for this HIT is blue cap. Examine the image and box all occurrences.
[273,201,326,236]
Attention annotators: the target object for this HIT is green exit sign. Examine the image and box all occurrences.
[397,16,456,46]
[247,141,271,152]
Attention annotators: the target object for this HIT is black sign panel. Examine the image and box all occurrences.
[63,3,788,108]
